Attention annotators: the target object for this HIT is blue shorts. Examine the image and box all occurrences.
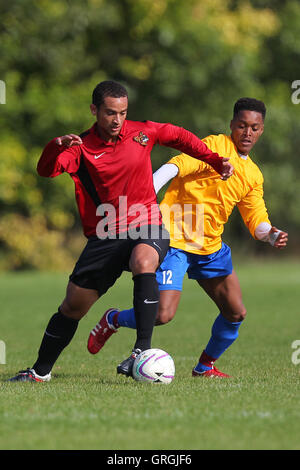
[156,243,233,291]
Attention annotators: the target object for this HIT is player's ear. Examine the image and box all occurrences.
[90,104,97,116]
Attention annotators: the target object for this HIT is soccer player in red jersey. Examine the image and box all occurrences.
[8,80,233,382]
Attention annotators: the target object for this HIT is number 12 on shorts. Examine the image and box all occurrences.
[162,270,173,284]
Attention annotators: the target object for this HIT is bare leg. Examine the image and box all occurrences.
[60,281,99,320]
[197,271,246,322]
[156,290,182,325]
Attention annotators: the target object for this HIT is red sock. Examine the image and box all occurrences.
[112,312,120,328]
[199,350,217,367]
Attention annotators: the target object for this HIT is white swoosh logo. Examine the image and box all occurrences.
[153,241,162,251]
[144,299,159,304]
[94,152,106,159]
[45,331,61,338]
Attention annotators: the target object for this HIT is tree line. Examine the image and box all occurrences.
[0,0,299,270]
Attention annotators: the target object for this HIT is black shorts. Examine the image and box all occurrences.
[69,225,170,296]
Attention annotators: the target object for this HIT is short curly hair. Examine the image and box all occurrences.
[92,80,128,109]
[233,97,266,120]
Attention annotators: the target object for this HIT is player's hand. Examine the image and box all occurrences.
[269,226,288,249]
[55,134,83,147]
[220,158,234,181]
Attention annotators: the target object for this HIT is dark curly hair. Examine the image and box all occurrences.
[92,80,128,109]
[233,97,266,121]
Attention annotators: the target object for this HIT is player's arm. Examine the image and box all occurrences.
[153,163,179,194]
[254,223,288,249]
[153,152,210,194]
[237,185,288,249]
[37,134,82,177]
[152,122,233,180]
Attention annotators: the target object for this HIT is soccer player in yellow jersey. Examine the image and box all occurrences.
[87,97,288,377]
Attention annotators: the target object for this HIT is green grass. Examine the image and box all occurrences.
[0,259,300,450]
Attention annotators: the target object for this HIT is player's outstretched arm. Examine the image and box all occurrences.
[37,134,82,177]
[154,122,234,180]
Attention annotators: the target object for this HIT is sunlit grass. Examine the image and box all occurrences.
[0,260,300,450]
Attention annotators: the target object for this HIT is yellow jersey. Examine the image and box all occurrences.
[160,133,271,255]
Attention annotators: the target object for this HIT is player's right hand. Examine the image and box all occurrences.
[220,157,234,181]
[55,134,83,147]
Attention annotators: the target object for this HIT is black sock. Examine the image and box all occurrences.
[32,309,79,376]
[133,273,159,351]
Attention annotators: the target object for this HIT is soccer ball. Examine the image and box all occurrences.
[132,348,175,384]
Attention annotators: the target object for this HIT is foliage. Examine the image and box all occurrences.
[0,0,299,270]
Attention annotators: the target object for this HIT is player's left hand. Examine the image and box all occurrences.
[220,158,234,180]
[269,226,288,249]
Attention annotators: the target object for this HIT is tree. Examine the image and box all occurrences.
[0,0,299,269]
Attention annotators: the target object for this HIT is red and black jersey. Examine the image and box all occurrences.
[37,120,223,238]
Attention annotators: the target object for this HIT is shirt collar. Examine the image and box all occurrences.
[92,121,126,143]
[228,135,248,159]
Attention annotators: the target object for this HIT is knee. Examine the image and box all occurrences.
[155,306,175,325]
[60,299,87,320]
[226,306,247,323]
[130,245,159,275]
[131,256,157,275]
[236,306,247,322]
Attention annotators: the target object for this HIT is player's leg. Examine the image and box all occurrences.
[129,242,160,350]
[193,270,246,377]
[155,290,181,325]
[116,242,160,376]
[113,247,184,327]
[130,242,188,340]
[116,226,170,376]
[185,242,243,377]
[32,282,99,375]
[87,247,186,354]
[155,247,187,324]
[117,246,186,326]
[8,282,99,382]
[87,289,181,354]
[7,236,119,383]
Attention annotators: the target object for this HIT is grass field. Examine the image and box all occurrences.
[0,258,299,451]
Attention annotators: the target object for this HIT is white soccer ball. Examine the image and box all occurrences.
[132,348,175,384]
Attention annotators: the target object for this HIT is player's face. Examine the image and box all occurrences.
[91,96,128,142]
[230,110,264,155]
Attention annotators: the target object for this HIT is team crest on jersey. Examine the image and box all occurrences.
[133,132,149,146]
